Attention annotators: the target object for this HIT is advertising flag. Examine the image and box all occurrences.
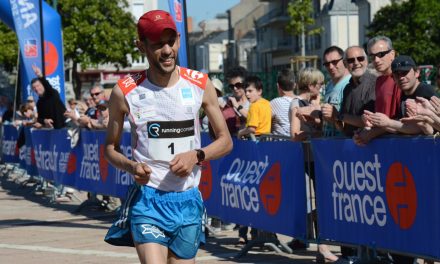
[168,0,188,67]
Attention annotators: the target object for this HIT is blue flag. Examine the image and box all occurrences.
[168,0,188,67]
[0,1,65,103]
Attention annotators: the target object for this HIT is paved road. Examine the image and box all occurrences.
[0,167,323,264]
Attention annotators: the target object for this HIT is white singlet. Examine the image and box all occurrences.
[118,66,207,192]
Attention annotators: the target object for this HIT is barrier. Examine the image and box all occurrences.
[312,137,440,260]
[2,124,440,261]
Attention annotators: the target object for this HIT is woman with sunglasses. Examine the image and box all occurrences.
[225,66,250,135]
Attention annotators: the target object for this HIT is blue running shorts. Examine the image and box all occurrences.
[130,185,206,259]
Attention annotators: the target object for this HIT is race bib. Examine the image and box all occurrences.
[146,119,195,161]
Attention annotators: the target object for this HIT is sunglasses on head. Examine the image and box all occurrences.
[368,49,392,60]
[346,56,366,64]
[323,58,343,67]
[228,82,245,90]
[90,91,102,97]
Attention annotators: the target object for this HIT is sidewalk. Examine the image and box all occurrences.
[0,167,323,264]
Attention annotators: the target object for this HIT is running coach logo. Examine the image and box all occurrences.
[259,162,282,215]
[200,161,213,200]
[148,123,160,138]
[385,162,417,229]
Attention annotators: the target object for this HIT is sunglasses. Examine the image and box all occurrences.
[346,56,366,64]
[90,91,102,97]
[228,82,245,90]
[323,58,343,67]
[368,49,392,60]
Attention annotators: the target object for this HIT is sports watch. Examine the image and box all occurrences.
[195,149,205,165]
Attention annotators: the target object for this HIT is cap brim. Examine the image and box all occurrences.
[393,66,412,72]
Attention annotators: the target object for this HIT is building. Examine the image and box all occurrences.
[252,0,394,73]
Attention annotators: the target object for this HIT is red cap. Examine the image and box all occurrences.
[137,10,177,42]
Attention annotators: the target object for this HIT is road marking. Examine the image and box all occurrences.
[0,243,137,259]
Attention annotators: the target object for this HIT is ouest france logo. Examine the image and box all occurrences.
[211,156,282,216]
[331,154,417,229]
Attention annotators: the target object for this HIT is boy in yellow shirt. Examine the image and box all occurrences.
[238,76,272,138]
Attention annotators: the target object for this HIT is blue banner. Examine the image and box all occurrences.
[312,138,440,259]
[168,0,188,67]
[1,125,19,163]
[0,1,65,102]
[8,0,44,102]
[68,130,133,197]
[31,129,71,182]
[19,127,38,176]
[201,135,308,238]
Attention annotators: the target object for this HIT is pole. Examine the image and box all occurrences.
[12,48,20,121]
[301,25,306,69]
[346,1,350,48]
[182,0,190,66]
[38,0,45,77]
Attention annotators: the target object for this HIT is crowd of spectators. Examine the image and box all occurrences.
[200,35,439,263]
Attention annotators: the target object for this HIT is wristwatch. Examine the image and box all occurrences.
[195,149,205,165]
[236,105,243,111]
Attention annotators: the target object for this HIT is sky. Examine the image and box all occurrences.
[158,0,240,30]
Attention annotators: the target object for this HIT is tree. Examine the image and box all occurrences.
[0,23,18,72]
[286,0,322,67]
[54,0,140,97]
[367,0,440,65]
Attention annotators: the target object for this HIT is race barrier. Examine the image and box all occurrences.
[201,137,308,239]
[312,137,440,260]
[1,124,440,260]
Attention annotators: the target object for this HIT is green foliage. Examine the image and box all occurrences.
[367,0,440,65]
[0,23,18,71]
[56,0,140,68]
[286,0,322,36]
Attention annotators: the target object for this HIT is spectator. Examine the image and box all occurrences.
[270,69,296,137]
[226,66,249,134]
[26,96,38,118]
[235,76,271,245]
[30,65,67,129]
[237,75,271,138]
[364,55,436,136]
[321,46,377,137]
[64,98,82,127]
[14,103,36,127]
[354,36,400,145]
[290,68,323,141]
[90,100,109,130]
[321,46,351,137]
[1,101,13,124]
[78,85,105,128]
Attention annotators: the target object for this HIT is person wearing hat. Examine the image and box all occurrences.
[363,55,436,136]
[88,100,109,129]
[103,10,232,263]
